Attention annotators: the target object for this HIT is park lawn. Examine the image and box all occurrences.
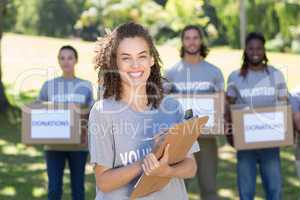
[1,33,300,199]
[2,33,300,94]
[0,93,299,200]
[0,92,96,200]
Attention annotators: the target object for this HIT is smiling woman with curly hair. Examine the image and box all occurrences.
[88,22,200,200]
[94,22,163,108]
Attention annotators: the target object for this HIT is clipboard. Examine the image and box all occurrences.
[130,116,209,199]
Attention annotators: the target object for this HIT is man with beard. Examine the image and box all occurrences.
[165,25,224,200]
[226,32,288,200]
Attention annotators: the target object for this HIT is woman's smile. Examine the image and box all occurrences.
[128,71,144,78]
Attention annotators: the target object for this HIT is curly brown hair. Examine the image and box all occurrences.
[94,22,164,108]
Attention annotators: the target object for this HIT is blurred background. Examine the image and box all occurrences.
[0,0,300,199]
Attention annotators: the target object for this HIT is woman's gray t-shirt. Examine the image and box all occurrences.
[88,96,199,200]
[38,76,94,151]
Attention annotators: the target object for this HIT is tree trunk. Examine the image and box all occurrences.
[239,0,247,49]
[0,0,10,112]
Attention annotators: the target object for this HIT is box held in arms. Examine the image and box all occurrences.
[231,104,293,150]
[21,102,89,145]
[172,92,225,136]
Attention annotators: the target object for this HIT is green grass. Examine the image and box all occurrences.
[0,93,97,200]
[2,33,300,93]
[1,33,300,199]
[0,93,299,200]
[0,120,96,200]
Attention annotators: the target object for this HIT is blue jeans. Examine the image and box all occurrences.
[237,148,282,200]
[45,150,88,200]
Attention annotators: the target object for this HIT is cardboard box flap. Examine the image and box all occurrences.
[231,102,290,111]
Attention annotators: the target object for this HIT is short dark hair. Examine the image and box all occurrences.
[58,45,78,61]
[240,32,269,78]
[180,25,209,58]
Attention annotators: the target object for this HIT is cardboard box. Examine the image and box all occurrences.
[21,102,88,145]
[231,104,294,150]
[172,92,224,136]
[130,116,209,199]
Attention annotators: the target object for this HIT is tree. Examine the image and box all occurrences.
[37,0,87,37]
[153,0,168,6]
[239,0,247,48]
[0,0,10,112]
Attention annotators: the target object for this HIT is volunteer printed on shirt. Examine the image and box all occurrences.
[227,66,288,107]
[165,60,224,94]
[38,76,94,151]
[89,96,199,200]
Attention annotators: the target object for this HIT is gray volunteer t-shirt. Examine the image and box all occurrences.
[38,76,94,107]
[290,88,300,113]
[226,66,288,107]
[290,88,300,160]
[38,76,94,151]
[165,60,224,94]
[88,96,199,200]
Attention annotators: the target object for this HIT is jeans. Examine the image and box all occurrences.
[237,148,282,200]
[45,150,88,200]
